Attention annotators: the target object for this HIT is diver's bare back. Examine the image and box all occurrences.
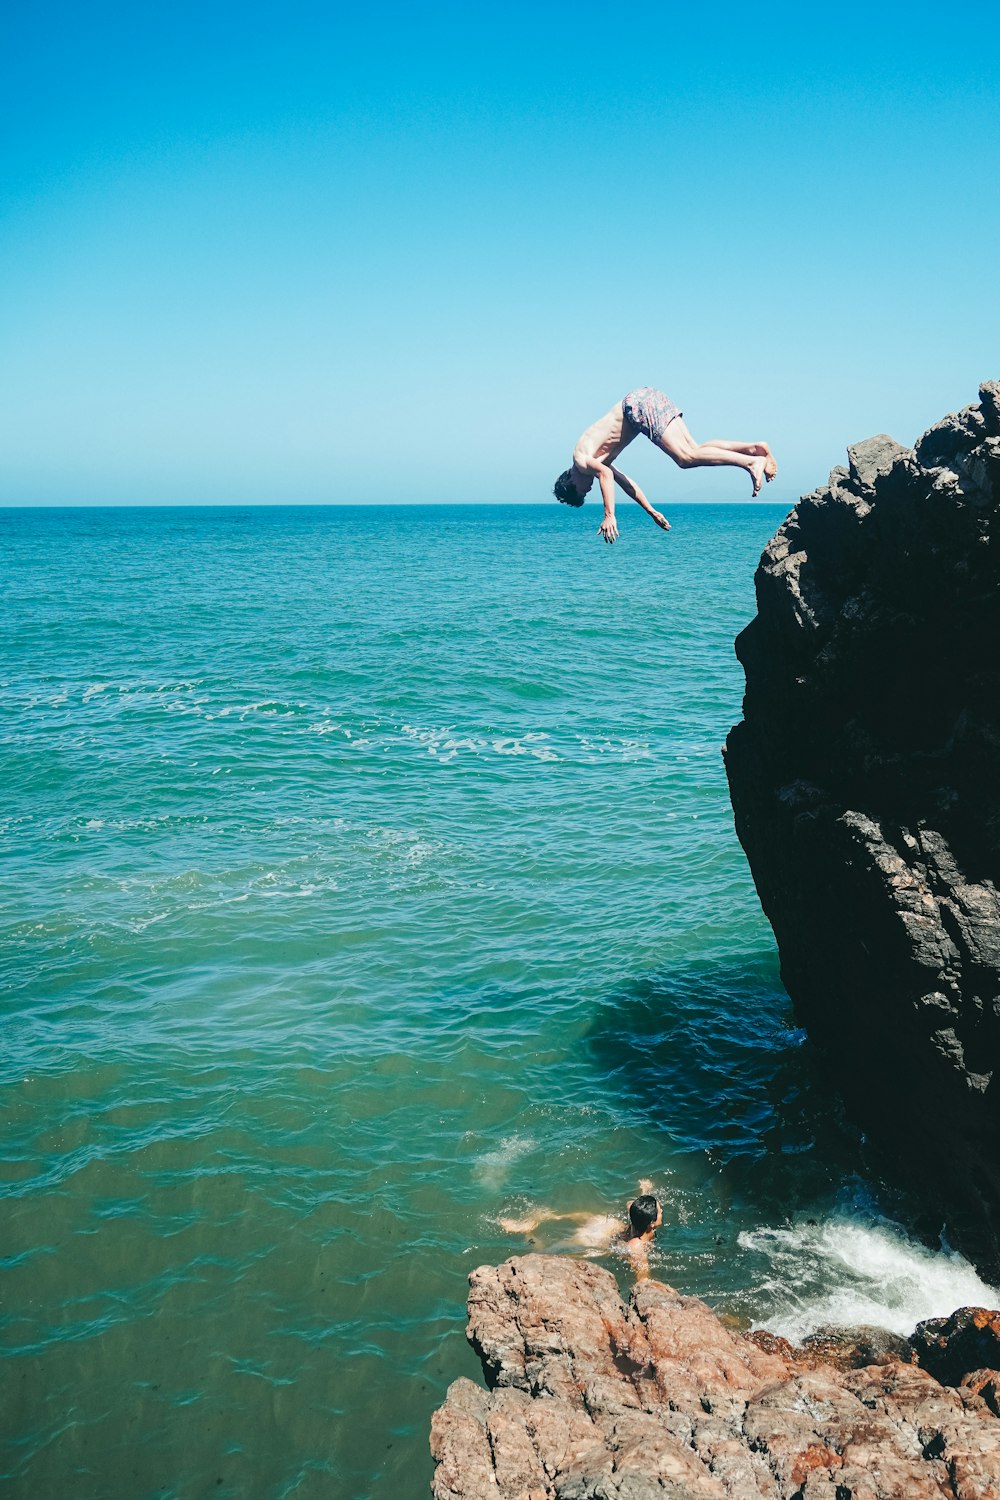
[572,401,635,470]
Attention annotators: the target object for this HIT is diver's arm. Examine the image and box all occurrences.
[610,465,670,531]
[596,467,618,543]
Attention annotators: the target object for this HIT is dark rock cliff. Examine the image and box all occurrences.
[430,1255,1000,1499]
[724,382,1000,1271]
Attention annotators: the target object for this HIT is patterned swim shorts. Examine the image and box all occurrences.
[622,387,682,443]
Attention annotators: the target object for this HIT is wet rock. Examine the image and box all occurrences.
[797,1323,915,1369]
[912,1306,1000,1388]
[429,1255,1000,1500]
[723,380,1000,1273]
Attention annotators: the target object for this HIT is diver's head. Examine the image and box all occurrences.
[627,1195,661,1238]
[553,467,591,507]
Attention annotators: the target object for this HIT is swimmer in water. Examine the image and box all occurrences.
[498,1184,663,1280]
[553,386,777,543]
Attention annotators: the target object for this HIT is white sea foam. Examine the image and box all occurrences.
[473,1134,536,1190]
[400,723,560,763]
[578,735,652,762]
[740,1216,1000,1340]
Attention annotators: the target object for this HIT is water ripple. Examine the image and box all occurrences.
[4,502,954,1500]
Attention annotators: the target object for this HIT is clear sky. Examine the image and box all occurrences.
[2,1,998,505]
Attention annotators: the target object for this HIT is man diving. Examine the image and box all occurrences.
[553,386,777,543]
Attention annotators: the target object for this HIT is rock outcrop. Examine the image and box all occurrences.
[430,1254,1000,1499]
[723,382,1000,1271]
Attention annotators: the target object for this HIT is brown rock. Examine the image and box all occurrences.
[797,1324,915,1369]
[430,1256,1000,1500]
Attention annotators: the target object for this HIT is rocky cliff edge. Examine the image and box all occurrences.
[430,1255,1000,1499]
[724,382,1000,1270]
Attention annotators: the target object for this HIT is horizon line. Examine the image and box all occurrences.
[0,497,795,512]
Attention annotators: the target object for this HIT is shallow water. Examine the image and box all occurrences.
[3,503,997,1499]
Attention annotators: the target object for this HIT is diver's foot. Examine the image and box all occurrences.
[748,442,777,481]
[749,457,767,496]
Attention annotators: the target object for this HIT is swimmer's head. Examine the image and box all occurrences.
[627,1195,661,1239]
[553,468,589,507]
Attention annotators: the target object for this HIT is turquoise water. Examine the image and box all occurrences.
[4,503,998,1499]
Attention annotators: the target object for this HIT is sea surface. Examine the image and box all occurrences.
[3,502,998,1500]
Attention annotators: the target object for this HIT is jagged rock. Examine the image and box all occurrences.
[429,1255,1000,1500]
[797,1324,915,1370]
[847,433,911,488]
[913,1307,1000,1388]
[723,381,1000,1273]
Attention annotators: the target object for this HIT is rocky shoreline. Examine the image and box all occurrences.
[724,381,1000,1274]
[431,1255,1000,1499]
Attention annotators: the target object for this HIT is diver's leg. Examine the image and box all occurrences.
[655,418,769,496]
[704,437,777,479]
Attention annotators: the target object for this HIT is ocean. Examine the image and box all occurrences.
[3,502,997,1499]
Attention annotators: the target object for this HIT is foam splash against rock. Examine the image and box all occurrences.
[740,1215,1000,1341]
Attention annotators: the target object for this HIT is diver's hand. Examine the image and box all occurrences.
[650,510,671,532]
[597,515,619,544]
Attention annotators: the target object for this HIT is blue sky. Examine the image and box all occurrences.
[2,1,998,505]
